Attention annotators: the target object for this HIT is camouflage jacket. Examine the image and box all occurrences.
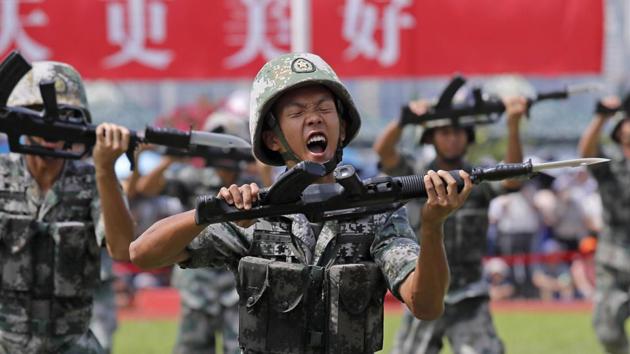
[383,156,502,303]
[181,207,419,353]
[0,153,104,335]
[588,153,630,270]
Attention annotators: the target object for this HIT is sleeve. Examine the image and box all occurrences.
[370,208,420,302]
[380,152,416,177]
[178,221,253,270]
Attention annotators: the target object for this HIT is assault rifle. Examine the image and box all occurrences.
[399,75,600,127]
[194,158,609,225]
[0,51,249,169]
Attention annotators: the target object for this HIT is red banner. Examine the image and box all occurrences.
[0,0,603,79]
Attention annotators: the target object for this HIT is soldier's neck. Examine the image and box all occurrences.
[25,154,65,193]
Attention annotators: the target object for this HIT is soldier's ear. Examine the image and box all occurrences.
[262,130,282,152]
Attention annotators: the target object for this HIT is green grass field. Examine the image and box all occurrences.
[113,312,611,354]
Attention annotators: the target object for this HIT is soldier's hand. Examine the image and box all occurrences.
[408,99,431,117]
[594,96,621,118]
[503,96,528,123]
[218,182,260,228]
[420,170,473,226]
[93,123,131,170]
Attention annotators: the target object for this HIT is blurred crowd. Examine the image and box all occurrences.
[485,166,600,301]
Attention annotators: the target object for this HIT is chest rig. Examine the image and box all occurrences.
[441,184,493,290]
[237,215,387,354]
[0,156,100,335]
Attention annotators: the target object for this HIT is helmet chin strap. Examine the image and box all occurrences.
[267,112,343,175]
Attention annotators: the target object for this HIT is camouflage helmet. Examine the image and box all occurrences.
[204,89,250,140]
[203,110,250,142]
[8,61,90,120]
[250,52,361,166]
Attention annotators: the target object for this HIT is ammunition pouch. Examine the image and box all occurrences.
[49,221,100,297]
[0,213,37,291]
[0,213,99,297]
[326,262,385,354]
[237,257,385,354]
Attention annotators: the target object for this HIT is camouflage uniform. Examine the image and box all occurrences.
[0,154,104,354]
[388,157,505,354]
[184,52,418,353]
[168,166,240,354]
[588,154,630,354]
[182,204,419,354]
[89,249,117,354]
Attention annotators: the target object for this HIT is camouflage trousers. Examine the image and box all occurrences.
[593,263,630,354]
[0,329,103,354]
[89,279,118,354]
[391,297,504,354]
[173,303,240,354]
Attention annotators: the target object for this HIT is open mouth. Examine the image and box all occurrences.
[306,133,328,154]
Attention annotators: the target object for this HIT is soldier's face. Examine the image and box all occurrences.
[27,136,65,150]
[431,126,468,161]
[265,85,345,166]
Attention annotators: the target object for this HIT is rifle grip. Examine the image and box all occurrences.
[398,106,417,126]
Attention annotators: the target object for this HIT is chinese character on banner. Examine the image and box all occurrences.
[224,0,290,69]
[0,0,50,60]
[103,0,173,69]
[342,0,415,67]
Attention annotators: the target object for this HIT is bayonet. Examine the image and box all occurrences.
[531,157,609,173]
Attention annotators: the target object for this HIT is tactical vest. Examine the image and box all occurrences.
[0,156,100,336]
[237,216,386,354]
[441,184,493,291]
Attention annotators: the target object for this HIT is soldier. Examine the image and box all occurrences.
[134,92,252,354]
[130,52,473,354]
[0,61,135,353]
[374,95,526,354]
[578,96,630,354]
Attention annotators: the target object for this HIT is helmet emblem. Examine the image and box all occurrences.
[291,58,315,73]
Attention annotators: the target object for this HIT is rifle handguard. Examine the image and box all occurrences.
[470,160,533,183]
